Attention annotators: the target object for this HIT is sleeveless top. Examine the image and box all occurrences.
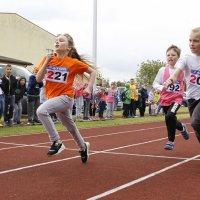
[160,67,184,106]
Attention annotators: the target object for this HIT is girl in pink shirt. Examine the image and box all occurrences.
[153,45,189,150]
[74,78,84,121]
[106,82,117,119]
[96,80,108,120]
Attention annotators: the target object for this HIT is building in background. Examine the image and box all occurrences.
[0,12,55,71]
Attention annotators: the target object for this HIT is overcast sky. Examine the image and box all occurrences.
[1,0,200,82]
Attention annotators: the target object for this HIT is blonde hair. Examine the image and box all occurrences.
[191,27,200,38]
[191,27,200,33]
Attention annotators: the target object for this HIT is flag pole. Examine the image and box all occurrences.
[92,0,98,91]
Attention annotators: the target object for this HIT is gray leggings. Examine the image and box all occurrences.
[37,95,85,150]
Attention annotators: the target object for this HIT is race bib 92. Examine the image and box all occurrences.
[189,69,200,87]
[46,66,68,83]
[166,80,181,93]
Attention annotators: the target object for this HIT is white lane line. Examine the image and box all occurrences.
[0,125,167,150]
[0,126,166,140]
[92,151,200,161]
[0,121,170,138]
[87,154,200,200]
[0,134,198,176]
[0,155,81,175]
[0,133,168,152]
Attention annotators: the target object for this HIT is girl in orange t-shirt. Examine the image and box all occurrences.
[36,33,96,163]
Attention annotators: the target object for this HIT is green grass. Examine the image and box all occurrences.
[0,107,190,136]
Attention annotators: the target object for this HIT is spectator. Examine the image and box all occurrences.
[89,90,97,120]
[27,68,43,125]
[83,83,92,121]
[39,79,47,104]
[0,74,4,127]
[106,82,117,119]
[129,78,137,117]
[96,80,107,120]
[1,64,17,126]
[13,77,27,125]
[139,84,148,117]
[150,101,157,116]
[134,82,141,117]
[148,87,155,115]
[74,78,84,121]
[122,84,131,118]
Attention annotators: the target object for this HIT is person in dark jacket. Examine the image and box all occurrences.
[27,69,43,125]
[139,83,148,117]
[1,64,17,126]
[13,77,27,125]
[0,73,4,126]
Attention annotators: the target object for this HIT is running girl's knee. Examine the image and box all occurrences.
[36,105,48,117]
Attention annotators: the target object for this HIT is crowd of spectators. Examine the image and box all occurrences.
[0,65,160,127]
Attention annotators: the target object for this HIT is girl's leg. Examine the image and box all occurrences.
[92,107,96,116]
[18,100,22,123]
[13,103,18,123]
[76,96,83,117]
[34,97,40,122]
[163,103,182,142]
[57,109,85,150]
[37,95,86,150]
[56,97,86,150]
[84,99,90,119]
[110,102,114,118]
[27,97,34,123]
[106,102,111,118]
[98,101,103,117]
[37,96,68,142]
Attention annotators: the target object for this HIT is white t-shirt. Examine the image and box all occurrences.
[176,54,200,100]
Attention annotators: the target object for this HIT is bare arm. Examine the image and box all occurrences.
[83,67,96,95]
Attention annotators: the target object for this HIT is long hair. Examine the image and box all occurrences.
[62,33,97,84]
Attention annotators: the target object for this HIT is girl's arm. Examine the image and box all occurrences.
[36,54,53,83]
[83,67,96,95]
[153,67,164,92]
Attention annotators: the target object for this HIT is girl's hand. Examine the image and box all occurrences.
[163,79,173,89]
[45,50,54,63]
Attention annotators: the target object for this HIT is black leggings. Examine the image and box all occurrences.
[162,103,183,142]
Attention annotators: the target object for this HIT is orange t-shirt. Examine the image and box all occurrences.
[36,55,89,98]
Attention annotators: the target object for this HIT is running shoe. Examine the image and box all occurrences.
[181,123,189,140]
[79,142,90,163]
[164,141,174,150]
[47,141,65,156]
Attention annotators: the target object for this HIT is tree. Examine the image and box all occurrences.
[136,60,165,86]
[116,81,126,87]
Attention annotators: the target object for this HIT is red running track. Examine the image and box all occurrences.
[0,119,199,200]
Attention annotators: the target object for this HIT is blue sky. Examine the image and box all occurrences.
[1,0,200,82]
